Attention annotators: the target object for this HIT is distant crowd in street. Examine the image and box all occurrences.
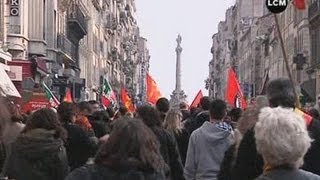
[0,78,320,180]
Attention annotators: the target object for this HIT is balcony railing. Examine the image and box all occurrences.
[57,34,77,61]
[67,5,87,38]
[309,0,320,21]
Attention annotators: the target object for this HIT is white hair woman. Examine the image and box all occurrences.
[254,107,320,180]
[163,109,189,165]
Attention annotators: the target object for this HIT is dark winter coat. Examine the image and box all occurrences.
[184,111,210,134]
[255,168,320,180]
[66,164,166,180]
[151,127,185,180]
[64,123,98,170]
[173,129,190,166]
[218,144,236,180]
[3,128,69,180]
[231,117,320,180]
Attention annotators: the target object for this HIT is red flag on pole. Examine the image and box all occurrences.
[293,0,306,10]
[225,68,247,109]
[63,88,73,103]
[190,90,203,108]
[146,73,162,104]
[121,87,135,112]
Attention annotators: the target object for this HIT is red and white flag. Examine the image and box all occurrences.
[225,68,247,109]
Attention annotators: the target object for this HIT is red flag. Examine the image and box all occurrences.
[63,88,73,103]
[293,0,306,10]
[190,90,203,108]
[225,68,247,109]
[121,87,135,112]
[146,73,162,104]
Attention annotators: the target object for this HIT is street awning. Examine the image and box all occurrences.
[0,66,21,98]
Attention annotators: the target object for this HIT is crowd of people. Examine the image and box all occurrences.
[0,78,319,180]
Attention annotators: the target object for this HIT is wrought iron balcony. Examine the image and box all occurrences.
[67,5,87,40]
[57,34,77,62]
[309,0,320,21]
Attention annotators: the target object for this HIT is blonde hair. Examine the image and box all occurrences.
[163,109,183,134]
[255,107,311,168]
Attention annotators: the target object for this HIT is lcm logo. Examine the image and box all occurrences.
[266,0,288,14]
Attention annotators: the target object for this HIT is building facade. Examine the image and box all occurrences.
[208,0,315,103]
[0,0,150,109]
[309,0,320,98]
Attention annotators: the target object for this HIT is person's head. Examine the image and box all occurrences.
[77,101,93,116]
[199,96,211,111]
[57,102,77,124]
[23,108,67,139]
[190,107,201,117]
[179,102,188,110]
[91,111,110,123]
[237,106,259,135]
[118,105,128,117]
[209,99,227,121]
[255,107,311,169]
[156,98,170,113]
[136,105,161,128]
[95,118,165,171]
[308,108,320,120]
[256,95,269,110]
[228,108,242,123]
[266,78,295,108]
[163,109,183,134]
[106,107,116,119]
[88,100,101,113]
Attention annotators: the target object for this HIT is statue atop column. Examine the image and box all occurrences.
[170,34,187,108]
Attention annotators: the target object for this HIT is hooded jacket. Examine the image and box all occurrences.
[3,128,69,180]
[184,121,233,180]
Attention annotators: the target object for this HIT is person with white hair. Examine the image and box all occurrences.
[232,78,320,180]
[254,107,320,180]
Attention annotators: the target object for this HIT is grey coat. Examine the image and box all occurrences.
[255,168,320,180]
[184,121,233,180]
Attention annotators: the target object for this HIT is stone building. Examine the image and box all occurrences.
[0,0,150,108]
[308,0,320,99]
[208,0,315,103]
[208,6,238,99]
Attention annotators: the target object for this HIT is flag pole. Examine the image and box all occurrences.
[273,13,301,108]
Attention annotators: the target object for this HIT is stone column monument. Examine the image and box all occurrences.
[170,34,187,108]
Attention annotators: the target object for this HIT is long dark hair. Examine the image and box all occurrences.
[95,118,165,172]
[23,108,67,140]
[136,105,162,128]
[57,102,76,124]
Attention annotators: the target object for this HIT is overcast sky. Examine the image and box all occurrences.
[135,0,235,103]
